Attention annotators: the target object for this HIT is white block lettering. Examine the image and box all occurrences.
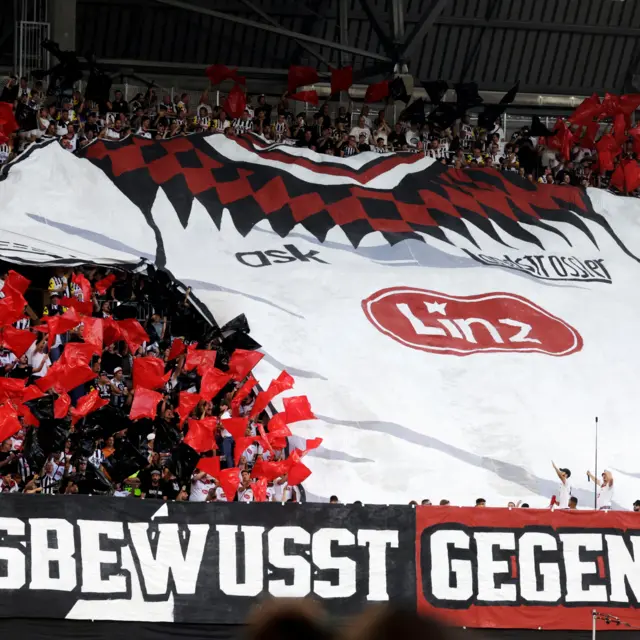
[217,525,264,596]
[312,528,356,599]
[128,523,209,595]
[29,518,76,591]
[357,529,398,601]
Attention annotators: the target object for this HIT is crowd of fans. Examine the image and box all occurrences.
[0,73,635,194]
[0,263,307,502]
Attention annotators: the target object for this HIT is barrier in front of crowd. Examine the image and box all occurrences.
[0,494,637,631]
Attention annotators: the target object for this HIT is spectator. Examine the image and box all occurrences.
[569,496,578,510]
[475,498,486,507]
[350,115,371,145]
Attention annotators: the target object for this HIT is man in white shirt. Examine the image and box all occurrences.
[551,461,572,508]
[190,470,213,502]
[237,470,254,502]
[349,115,371,145]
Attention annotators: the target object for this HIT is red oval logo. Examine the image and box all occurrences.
[362,288,583,356]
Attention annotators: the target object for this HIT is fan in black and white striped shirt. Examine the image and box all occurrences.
[233,111,254,135]
[39,461,58,494]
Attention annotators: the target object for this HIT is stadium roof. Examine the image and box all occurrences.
[3,0,640,98]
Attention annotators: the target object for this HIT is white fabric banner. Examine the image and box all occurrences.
[1,135,639,508]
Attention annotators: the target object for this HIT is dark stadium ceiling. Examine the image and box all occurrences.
[3,0,640,97]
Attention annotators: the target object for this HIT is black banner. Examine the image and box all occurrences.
[0,495,415,623]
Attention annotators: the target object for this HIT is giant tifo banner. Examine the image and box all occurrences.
[1,497,640,631]
[1,134,640,508]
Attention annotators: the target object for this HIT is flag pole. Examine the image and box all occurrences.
[592,609,597,640]
[594,417,599,510]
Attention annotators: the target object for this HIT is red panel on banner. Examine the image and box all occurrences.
[415,506,640,630]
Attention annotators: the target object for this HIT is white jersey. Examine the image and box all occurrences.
[238,487,254,502]
[214,486,227,502]
[558,480,572,509]
[598,482,614,509]
[190,478,212,502]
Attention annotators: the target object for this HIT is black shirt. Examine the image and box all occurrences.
[145,484,164,499]
[111,100,129,114]
[162,478,180,501]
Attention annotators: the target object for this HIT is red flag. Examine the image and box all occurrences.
[268,413,292,437]
[223,84,246,119]
[582,121,600,149]
[185,347,217,375]
[118,318,149,355]
[288,65,319,93]
[231,374,257,417]
[168,338,186,361]
[200,368,231,400]
[72,272,92,300]
[218,467,241,501]
[613,113,627,147]
[221,416,249,441]
[365,80,389,104]
[286,458,312,486]
[59,297,93,315]
[249,370,295,419]
[59,343,99,368]
[133,356,171,390]
[0,288,26,326]
[81,316,104,348]
[17,401,39,428]
[268,370,295,395]
[289,90,319,106]
[252,477,268,502]
[0,378,26,402]
[283,395,315,423]
[611,163,625,191]
[568,93,603,125]
[36,362,95,394]
[102,317,121,346]
[228,349,263,381]
[23,385,44,402]
[54,392,71,419]
[596,133,620,172]
[41,308,81,348]
[196,455,221,477]
[619,94,640,127]
[206,64,245,85]
[129,388,163,421]
[177,391,201,426]
[94,274,116,295]
[624,161,640,193]
[234,435,259,465]
[184,418,218,453]
[331,66,353,94]
[70,389,108,425]
[304,437,323,453]
[251,458,288,482]
[0,404,21,442]
[601,93,621,119]
[0,102,19,136]
[0,326,35,358]
[4,270,30,295]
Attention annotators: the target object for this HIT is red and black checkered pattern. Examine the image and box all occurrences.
[80,133,635,260]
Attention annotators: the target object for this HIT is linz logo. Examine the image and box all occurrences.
[362,287,582,356]
[421,525,640,609]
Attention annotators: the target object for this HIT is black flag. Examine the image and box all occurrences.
[421,80,448,105]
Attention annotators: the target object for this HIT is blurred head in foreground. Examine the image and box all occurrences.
[245,599,333,640]
[345,605,461,640]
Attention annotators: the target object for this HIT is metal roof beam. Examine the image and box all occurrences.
[434,17,640,38]
[154,0,392,62]
[400,0,448,59]
[356,0,397,60]
[237,0,330,68]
